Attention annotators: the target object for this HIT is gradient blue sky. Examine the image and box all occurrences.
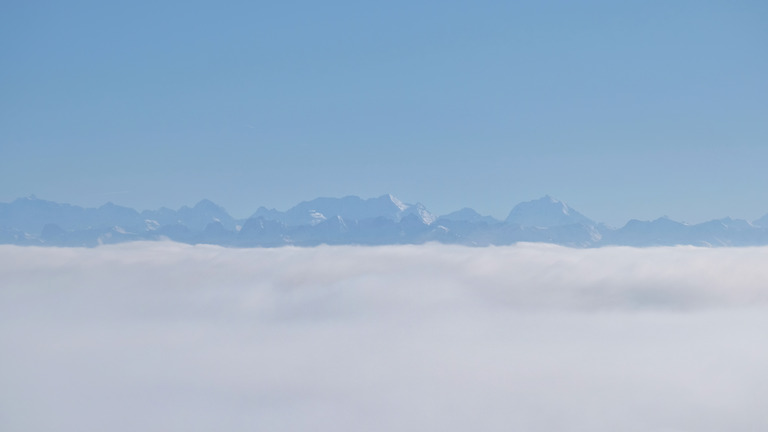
[2,1,766,226]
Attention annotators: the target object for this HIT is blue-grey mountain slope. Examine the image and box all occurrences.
[506,196,594,227]
[438,208,499,224]
[754,213,768,228]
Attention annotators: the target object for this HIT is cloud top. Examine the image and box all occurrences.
[2,243,768,431]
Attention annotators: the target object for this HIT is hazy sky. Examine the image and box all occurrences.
[3,243,768,431]
[1,1,766,225]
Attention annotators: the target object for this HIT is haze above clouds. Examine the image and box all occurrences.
[2,243,768,431]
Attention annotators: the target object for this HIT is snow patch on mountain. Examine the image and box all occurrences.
[388,194,408,211]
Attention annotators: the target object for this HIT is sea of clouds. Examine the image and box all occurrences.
[2,242,768,431]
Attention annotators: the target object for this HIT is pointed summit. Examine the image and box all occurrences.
[177,199,236,231]
[192,199,221,210]
[506,196,594,227]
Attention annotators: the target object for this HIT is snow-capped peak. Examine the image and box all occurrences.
[388,194,408,211]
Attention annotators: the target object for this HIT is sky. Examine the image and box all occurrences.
[3,242,768,431]
[1,1,767,226]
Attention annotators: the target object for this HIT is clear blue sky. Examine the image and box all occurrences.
[2,0,766,226]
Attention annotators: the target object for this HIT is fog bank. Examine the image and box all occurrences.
[2,243,768,431]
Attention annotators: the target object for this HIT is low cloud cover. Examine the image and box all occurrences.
[2,243,768,431]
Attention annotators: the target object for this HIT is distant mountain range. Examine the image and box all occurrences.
[2,194,768,247]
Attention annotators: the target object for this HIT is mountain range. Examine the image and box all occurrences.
[2,194,768,247]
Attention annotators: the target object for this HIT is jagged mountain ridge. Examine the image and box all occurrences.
[2,195,768,247]
[251,194,436,227]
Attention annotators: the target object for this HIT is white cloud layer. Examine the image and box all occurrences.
[2,242,768,431]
